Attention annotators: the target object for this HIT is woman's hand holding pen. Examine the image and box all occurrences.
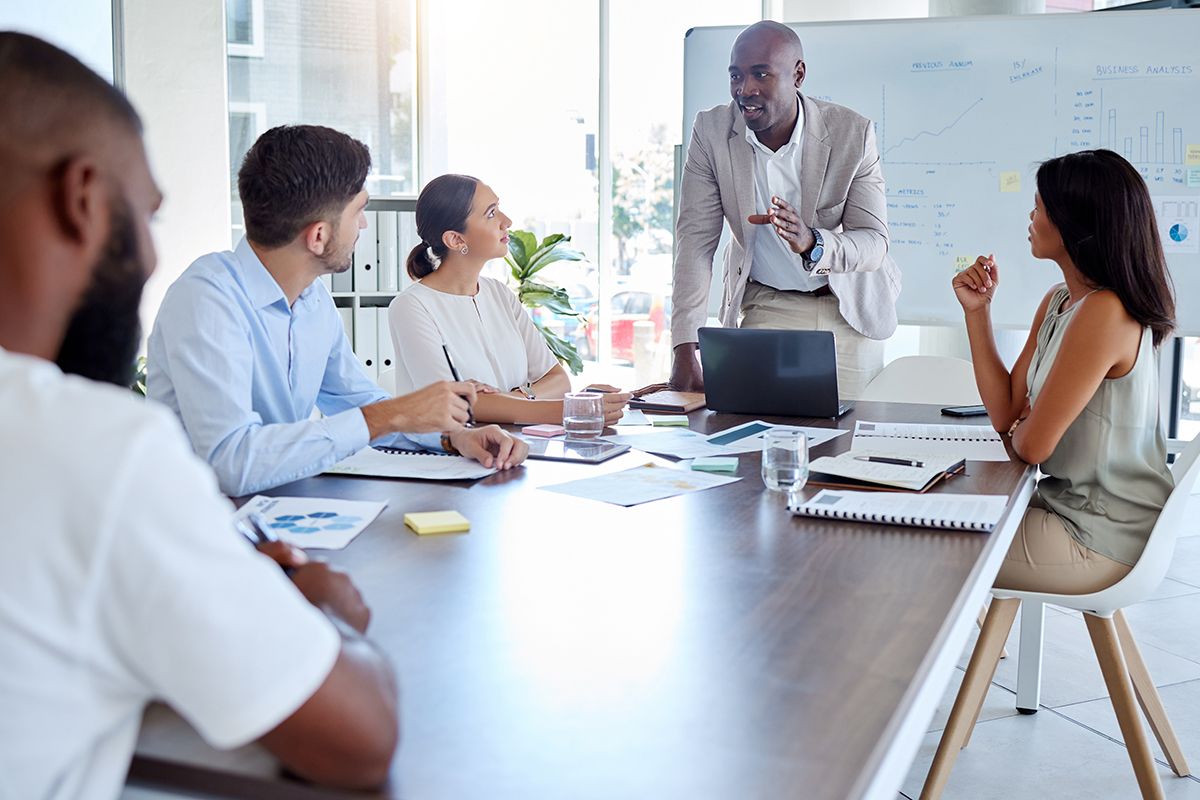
[952,253,999,312]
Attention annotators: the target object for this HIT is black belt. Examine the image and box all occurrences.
[749,279,832,298]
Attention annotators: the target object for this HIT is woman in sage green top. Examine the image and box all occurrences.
[952,149,1175,594]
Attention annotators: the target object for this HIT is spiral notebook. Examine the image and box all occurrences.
[852,421,1010,462]
[789,490,1009,532]
[325,446,496,480]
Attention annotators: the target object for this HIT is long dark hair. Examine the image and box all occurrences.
[405,174,480,279]
[1036,149,1175,346]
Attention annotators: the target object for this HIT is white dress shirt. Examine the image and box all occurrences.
[388,277,558,395]
[745,96,827,292]
[0,347,340,800]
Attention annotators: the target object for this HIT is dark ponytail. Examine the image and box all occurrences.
[1036,150,1175,347]
[405,173,480,280]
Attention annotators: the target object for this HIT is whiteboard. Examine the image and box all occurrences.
[683,11,1200,334]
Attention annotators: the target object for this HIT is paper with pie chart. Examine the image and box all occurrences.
[1153,195,1199,255]
[236,495,387,550]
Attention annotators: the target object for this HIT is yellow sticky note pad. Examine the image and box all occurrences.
[404,510,470,535]
[999,171,1021,193]
[1187,144,1200,166]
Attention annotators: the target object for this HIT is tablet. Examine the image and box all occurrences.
[522,438,630,463]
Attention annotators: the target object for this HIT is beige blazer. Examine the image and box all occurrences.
[671,94,901,344]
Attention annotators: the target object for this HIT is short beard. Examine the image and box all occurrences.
[55,201,146,388]
[322,224,353,274]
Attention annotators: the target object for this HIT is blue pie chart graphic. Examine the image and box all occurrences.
[1170,223,1188,243]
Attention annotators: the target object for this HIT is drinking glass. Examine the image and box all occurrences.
[563,391,604,439]
[762,429,809,492]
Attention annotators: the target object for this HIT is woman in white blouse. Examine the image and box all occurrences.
[389,174,630,425]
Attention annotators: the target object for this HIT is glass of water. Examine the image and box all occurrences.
[563,391,604,439]
[762,429,809,492]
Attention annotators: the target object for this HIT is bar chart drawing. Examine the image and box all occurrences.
[1101,90,1188,165]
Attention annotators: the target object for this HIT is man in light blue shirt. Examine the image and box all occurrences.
[148,125,526,496]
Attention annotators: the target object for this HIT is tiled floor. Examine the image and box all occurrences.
[899,492,1200,799]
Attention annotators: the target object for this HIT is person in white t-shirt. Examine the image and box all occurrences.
[0,33,399,798]
[389,174,632,425]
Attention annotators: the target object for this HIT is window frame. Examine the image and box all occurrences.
[226,0,265,59]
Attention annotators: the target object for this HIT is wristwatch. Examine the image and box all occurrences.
[802,227,824,271]
[440,433,460,455]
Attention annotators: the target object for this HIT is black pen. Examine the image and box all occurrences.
[854,455,925,468]
[235,513,295,575]
[441,344,475,425]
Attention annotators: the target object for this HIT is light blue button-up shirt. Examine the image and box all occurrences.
[148,237,441,496]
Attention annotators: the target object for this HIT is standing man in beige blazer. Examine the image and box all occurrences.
[669,21,900,400]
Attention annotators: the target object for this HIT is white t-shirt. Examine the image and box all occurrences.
[0,348,341,800]
[388,276,558,394]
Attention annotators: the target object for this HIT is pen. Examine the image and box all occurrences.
[441,344,475,425]
[234,513,295,575]
[855,455,925,468]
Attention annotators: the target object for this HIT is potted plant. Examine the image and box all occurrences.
[504,229,587,375]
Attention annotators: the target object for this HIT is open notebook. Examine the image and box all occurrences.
[807,450,966,493]
[789,490,1009,532]
[325,447,496,480]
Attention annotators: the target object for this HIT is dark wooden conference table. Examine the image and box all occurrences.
[129,401,1035,800]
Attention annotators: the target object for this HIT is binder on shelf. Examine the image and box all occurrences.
[337,307,354,344]
[377,212,399,292]
[353,210,378,293]
[397,211,418,290]
[376,307,395,376]
[354,305,379,378]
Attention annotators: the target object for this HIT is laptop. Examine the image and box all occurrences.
[697,327,854,418]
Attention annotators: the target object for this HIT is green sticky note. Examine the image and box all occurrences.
[650,415,690,427]
[691,456,739,474]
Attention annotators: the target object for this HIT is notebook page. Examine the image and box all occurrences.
[325,447,496,480]
[852,421,1010,461]
[790,490,1010,531]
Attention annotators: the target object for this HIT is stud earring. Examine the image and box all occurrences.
[460,246,469,255]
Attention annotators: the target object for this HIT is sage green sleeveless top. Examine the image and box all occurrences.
[1027,285,1173,566]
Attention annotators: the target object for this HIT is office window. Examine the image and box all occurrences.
[224,0,417,244]
[226,0,264,58]
[430,0,601,361]
[607,1,759,367]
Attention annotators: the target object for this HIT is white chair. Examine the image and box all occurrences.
[377,366,397,396]
[860,356,982,405]
[921,433,1200,800]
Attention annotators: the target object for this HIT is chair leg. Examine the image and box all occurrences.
[921,597,1020,800]
[1114,610,1191,777]
[1083,613,1164,800]
[976,604,1009,659]
[1015,600,1045,713]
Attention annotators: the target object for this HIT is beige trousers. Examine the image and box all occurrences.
[994,507,1132,595]
[739,281,886,401]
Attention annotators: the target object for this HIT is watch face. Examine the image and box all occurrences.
[810,245,824,262]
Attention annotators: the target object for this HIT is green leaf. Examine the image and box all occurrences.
[536,323,583,375]
[526,244,586,278]
[507,230,538,272]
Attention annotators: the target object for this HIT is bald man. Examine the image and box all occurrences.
[669,20,901,400]
[0,32,399,798]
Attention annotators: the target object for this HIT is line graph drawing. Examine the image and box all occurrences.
[883,96,985,159]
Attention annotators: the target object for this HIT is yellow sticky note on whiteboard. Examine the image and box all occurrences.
[999,171,1021,193]
[1187,144,1200,166]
